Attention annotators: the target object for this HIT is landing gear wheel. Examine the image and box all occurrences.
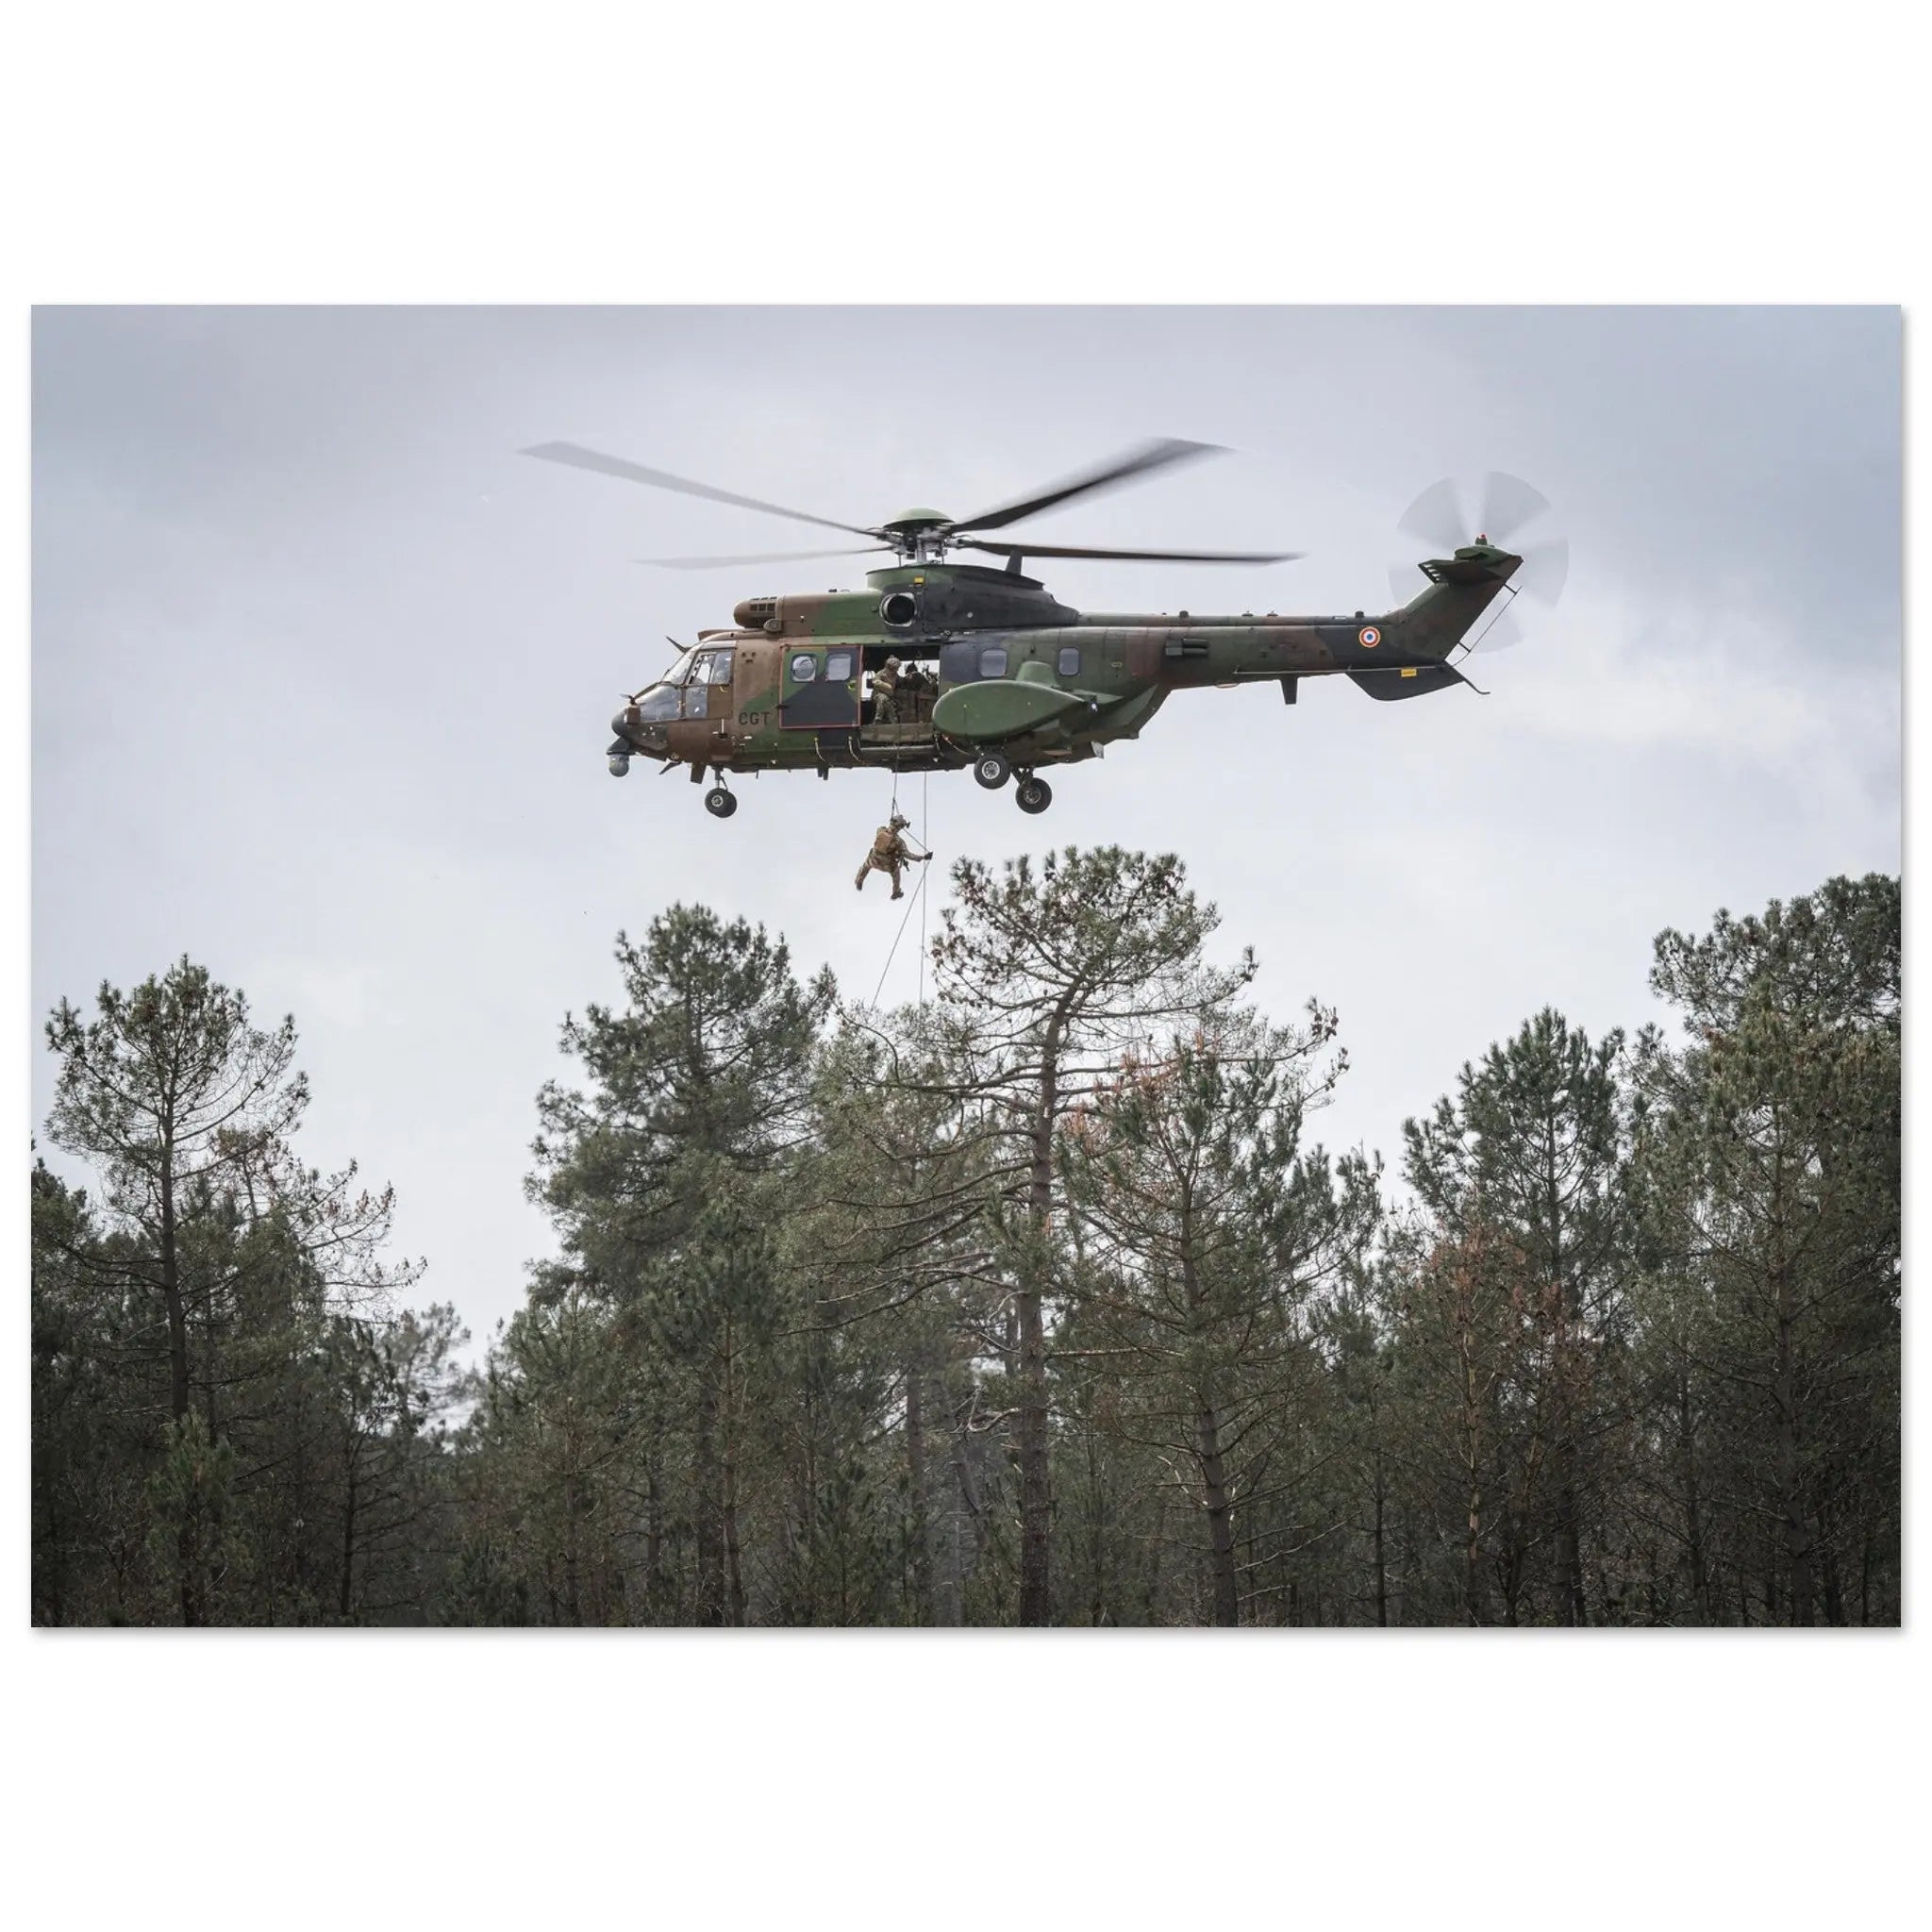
[704,786,738,819]
[973,752,1011,791]
[1015,776,1054,815]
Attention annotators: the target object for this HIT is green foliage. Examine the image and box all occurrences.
[33,875,1902,1625]
[1627,873,1900,1624]
[33,959,450,1626]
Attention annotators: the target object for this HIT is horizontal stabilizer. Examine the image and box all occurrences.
[1348,663,1470,702]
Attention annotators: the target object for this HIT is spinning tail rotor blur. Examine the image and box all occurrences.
[1388,472,1570,654]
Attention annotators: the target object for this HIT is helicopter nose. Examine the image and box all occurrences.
[611,708,669,755]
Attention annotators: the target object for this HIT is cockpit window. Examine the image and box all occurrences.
[638,683,680,722]
[694,651,733,685]
[790,652,819,683]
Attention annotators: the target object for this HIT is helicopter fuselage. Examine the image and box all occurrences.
[608,550,1519,807]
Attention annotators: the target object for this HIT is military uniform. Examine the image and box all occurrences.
[855,812,927,900]
[895,661,930,719]
[873,657,904,724]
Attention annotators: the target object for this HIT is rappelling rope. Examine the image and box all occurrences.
[871,858,932,1008]
[870,765,937,1009]
[919,769,929,1007]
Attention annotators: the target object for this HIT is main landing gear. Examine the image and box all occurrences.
[971,751,1054,814]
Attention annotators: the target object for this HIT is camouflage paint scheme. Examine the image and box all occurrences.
[611,544,1521,788]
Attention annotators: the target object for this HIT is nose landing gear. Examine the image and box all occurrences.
[704,783,739,819]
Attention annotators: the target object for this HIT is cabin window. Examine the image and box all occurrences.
[979,645,1008,678]
[790,652,819,683]
[1058,647,1081,677]
[824,648,856,682]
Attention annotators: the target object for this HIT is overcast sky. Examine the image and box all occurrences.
[31,306,1901,1348]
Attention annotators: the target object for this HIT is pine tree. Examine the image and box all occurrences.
[42,958,418,1624]
[530,908,835,1624]
[1060,1005,1374,1624]
[927,846,1255,1624]
[1403,1009,1629,1623]
[1632,875,1899,1623]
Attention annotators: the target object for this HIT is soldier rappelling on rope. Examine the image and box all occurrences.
[855,809,931,901]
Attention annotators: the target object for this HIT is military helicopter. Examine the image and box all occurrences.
[523,439,1567,818]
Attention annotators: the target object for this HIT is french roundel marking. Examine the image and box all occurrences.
[1359,625,1381,648]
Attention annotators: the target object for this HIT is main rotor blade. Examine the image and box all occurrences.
[1395,478,1472,555]
[521,441,879,540]
[1477,472,1554,546]
[639,546,892,571]
[960,538,1300,565]
[951,438,1224,533]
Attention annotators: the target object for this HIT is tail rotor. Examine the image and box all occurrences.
[1389,472,1569,654]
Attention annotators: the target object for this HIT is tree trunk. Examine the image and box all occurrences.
[1016,1019,1063,1627]
[1195,1401,1240,1627]
[561,1467,582,1626]
[721,1324,747,1627]
[722,1449,746,1626]
[948,1412,989,1622]
[693,1380,725,1625]
[1457,1274,1486,1627]
[339,1459,358,1623]
[643,1457,664,1618]
[1372,1458,1389,1627]
[1015,1278,1050,1624]
[1556,1446,1587,1625]
[1772,1264,1816,1625]
[1677,1367,1711,1623]
[158,1158,205,1627]
[1179,1214,1238,1629]
[1086,1415,1106,1627]
[1545,1142,1587,1629]
[905,1362,935,1625]
[158,1160,191,1426]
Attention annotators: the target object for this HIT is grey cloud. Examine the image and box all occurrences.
[32,306,1901,1342]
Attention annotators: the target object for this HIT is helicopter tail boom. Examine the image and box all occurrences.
[1387,547,1521,658]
